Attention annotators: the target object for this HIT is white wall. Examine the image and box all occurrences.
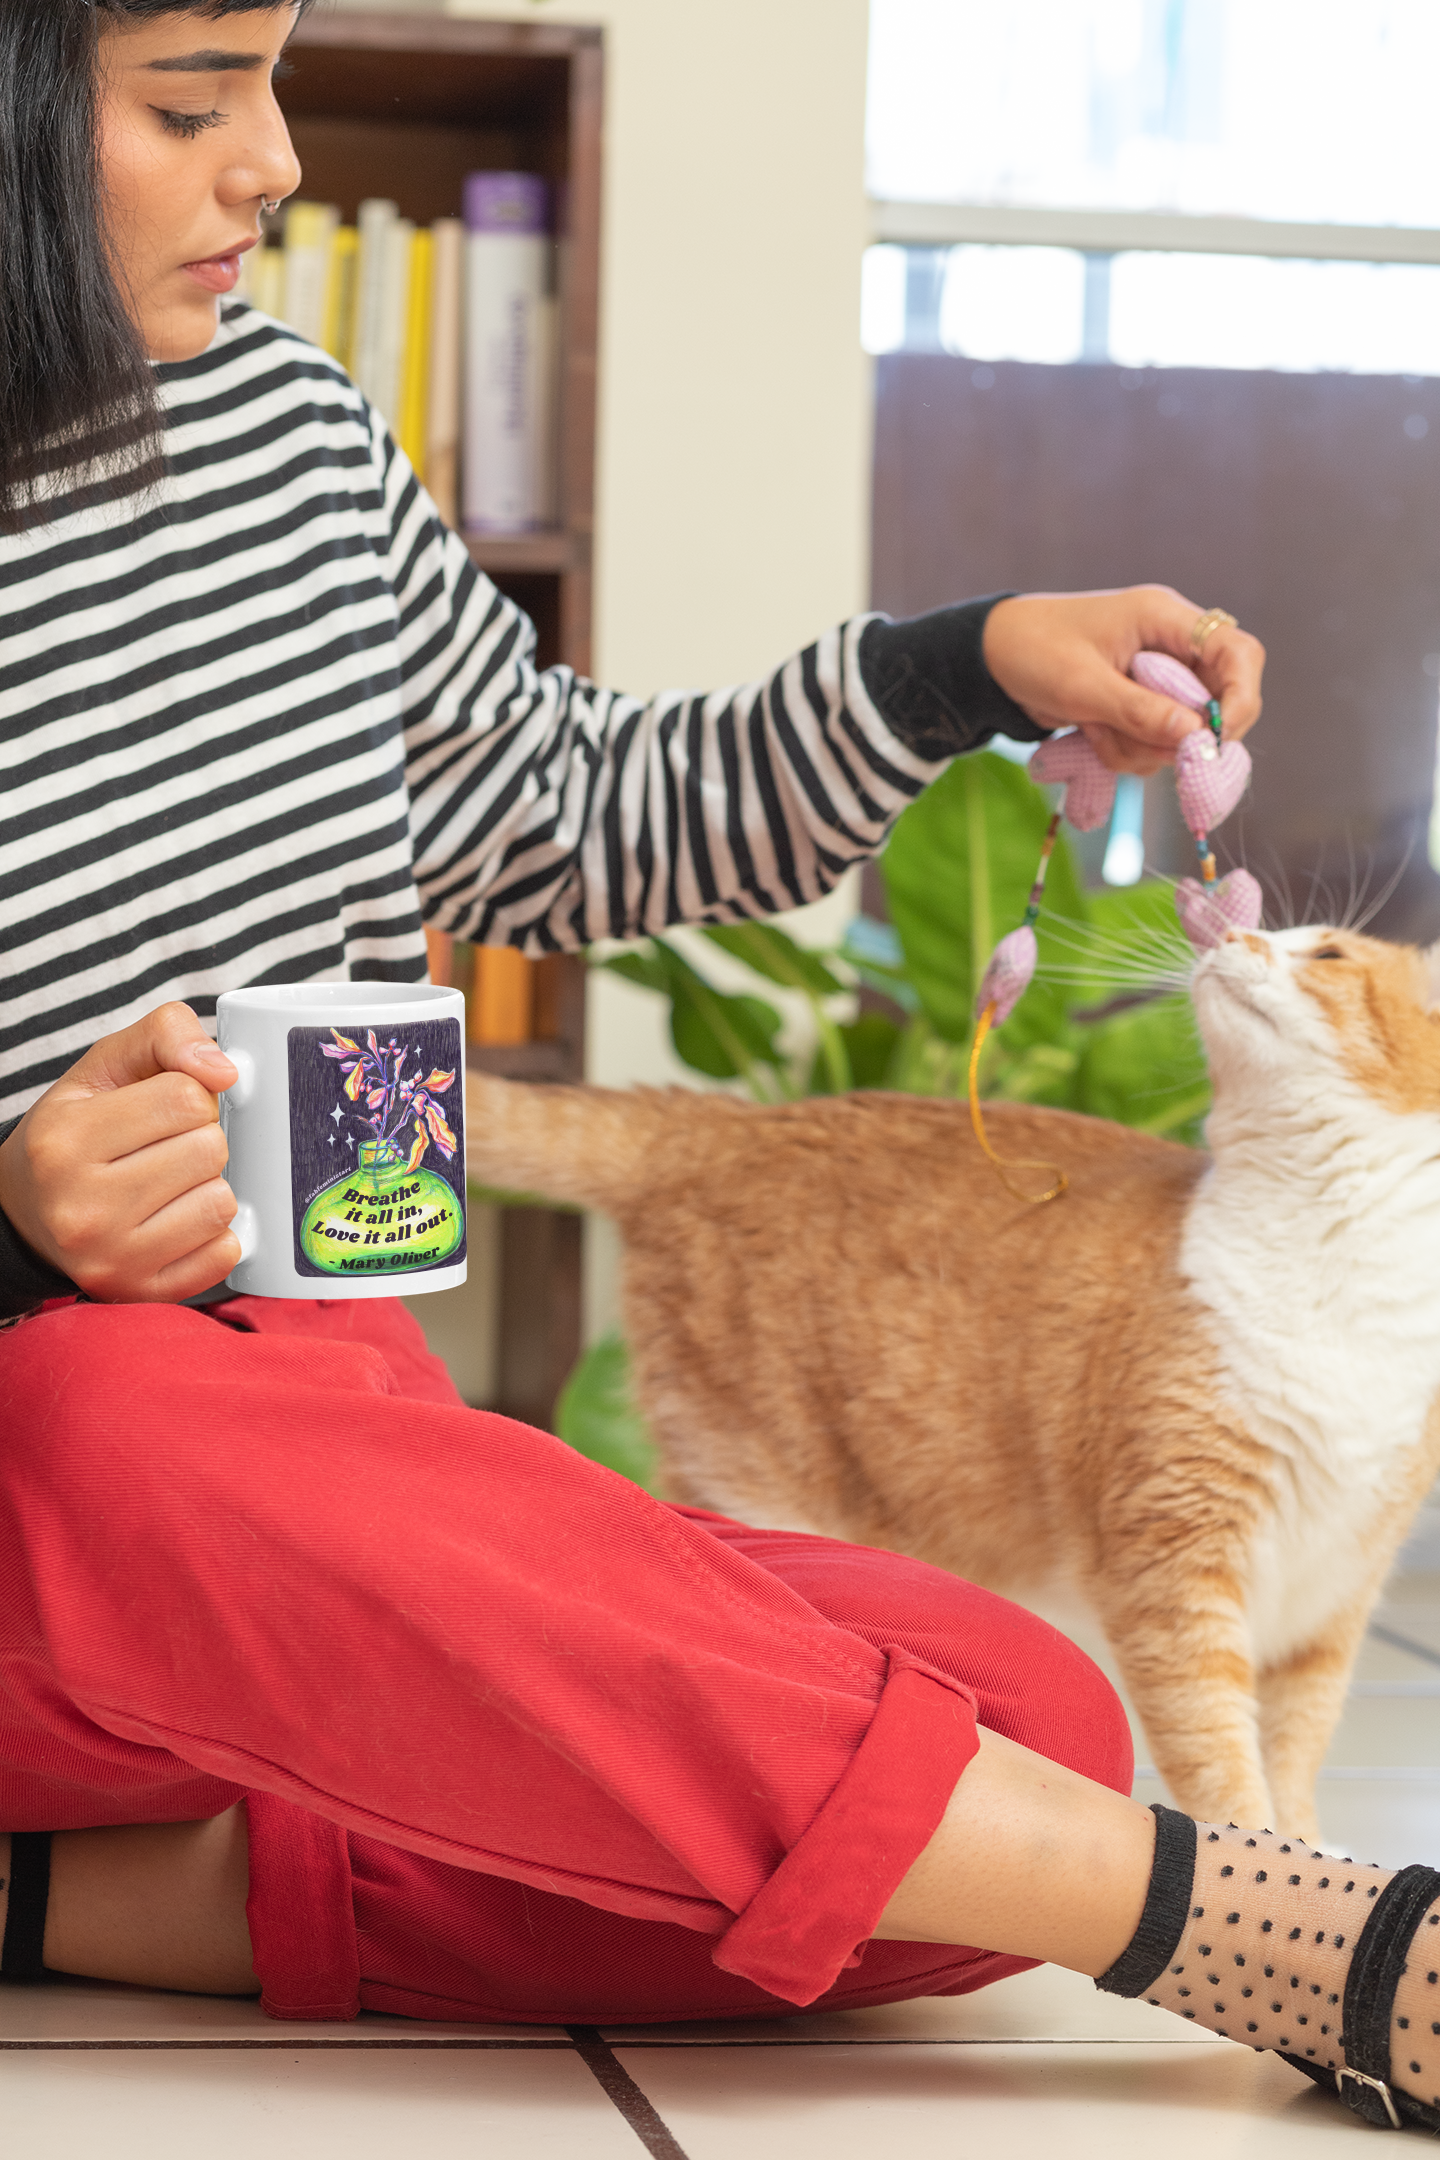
[447,0,874,701]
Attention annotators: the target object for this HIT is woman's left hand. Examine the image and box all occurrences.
[982,585,1265,775]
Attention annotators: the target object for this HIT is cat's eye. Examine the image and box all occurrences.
[1310,944,1345,960]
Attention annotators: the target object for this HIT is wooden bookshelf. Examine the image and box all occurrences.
[283,12,601,1428]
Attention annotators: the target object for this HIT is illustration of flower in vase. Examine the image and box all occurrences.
[298,1028,465,1274]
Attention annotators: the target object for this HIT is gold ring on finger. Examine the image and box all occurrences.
[1190,607,1238,656]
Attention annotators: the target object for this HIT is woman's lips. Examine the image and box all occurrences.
[182,241,256,296]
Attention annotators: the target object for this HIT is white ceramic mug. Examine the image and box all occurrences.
[216,983,468,1300]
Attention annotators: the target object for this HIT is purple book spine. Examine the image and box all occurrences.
[463,172,548,237]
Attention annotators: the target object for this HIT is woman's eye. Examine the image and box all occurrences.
[156,108,226,141]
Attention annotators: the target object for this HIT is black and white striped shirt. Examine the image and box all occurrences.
[0,302,1034,1307]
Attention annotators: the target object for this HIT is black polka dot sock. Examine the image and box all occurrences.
[1097,1805,1440,2131]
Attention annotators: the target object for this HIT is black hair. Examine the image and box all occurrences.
[0,2,313,528]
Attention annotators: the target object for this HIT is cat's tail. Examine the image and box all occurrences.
[464,1071,666,1215]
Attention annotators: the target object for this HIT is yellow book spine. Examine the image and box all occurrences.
[398,229,434,470]
[254,247,286,322]
[324,226,359,370]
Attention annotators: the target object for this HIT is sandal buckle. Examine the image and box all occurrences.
[1336,2066,1402,2130]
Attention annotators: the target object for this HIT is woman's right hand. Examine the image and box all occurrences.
[0,1004,240,1303]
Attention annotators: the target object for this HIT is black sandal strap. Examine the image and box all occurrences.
[1345,1865,1440,2086]
[1095,1805,1198,1998]
[1,1831,55,1984]
[1327,1865,1440,2132]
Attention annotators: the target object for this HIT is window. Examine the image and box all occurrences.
[868,0,1440,226]
[865,0,1440,889]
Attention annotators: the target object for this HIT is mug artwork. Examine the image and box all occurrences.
[217,983,468,1300]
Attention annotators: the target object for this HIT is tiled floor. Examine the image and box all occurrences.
[4,1529,1436,2156]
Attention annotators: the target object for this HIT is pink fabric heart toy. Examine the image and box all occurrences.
[975,925,1039,1028]
[972,730,1118,1026]
[1029,730,1117,832]
[967,650,1257,1204]
[1129,650,1259,947]
[1174,866,1265,950]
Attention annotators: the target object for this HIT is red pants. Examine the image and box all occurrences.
[0,1297,1131,2024]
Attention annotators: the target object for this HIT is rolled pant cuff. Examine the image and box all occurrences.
[245,1791,361,2021]
[713,1651,980,2005]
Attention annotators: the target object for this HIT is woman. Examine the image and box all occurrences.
[5,2,1432,2135]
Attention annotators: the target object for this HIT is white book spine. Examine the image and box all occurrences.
[282,203,339,347]
[352,198,398,406]
[373,220,415,437]
[463,230,553,533]
[426,219,466,528]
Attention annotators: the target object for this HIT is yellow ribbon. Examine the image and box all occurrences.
[967,1004,1068,1206]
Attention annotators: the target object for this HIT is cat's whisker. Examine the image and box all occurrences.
[1341,836,1413,935]
[1041,913,1191,963]
[1036,971,1191,991]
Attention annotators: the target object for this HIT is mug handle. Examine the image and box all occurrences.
[228,1202,260,1265]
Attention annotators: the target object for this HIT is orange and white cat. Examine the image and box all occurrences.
[466,926,1440,1841]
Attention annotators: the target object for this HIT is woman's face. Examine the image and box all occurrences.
[97,7,304,362]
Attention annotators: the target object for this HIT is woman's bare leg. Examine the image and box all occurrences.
[0,1809,258,1996]
[3,1735,1149,2002]
[874,1726,1156,1974]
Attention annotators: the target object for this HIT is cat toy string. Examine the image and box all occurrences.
[967,649,1261,1205]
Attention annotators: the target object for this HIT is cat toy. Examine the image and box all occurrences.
[968,650,1263,1203]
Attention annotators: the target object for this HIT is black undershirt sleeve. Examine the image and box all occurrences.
[858,595,1050,762]
[0,1115,75,1322]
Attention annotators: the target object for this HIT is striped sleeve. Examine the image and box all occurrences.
[377,424,961,951]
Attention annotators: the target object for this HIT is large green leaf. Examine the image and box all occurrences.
[807,1011,903,1093]
[839,916,922,1014]
[671,987,786,1083]
[603,937,787,1088]
[880,752,1088,1047]
[1070,880,1193,1011]
[600,948,670,997]
[702,921,847,999]
[1075,994,1210,1137]
[555,1330,658,1490]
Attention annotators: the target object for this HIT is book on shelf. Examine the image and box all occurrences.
[462,173,557,536]
[236,178,558,538]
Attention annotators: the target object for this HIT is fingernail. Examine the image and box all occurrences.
[189,1043,233,1068]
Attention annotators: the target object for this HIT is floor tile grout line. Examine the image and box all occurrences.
[568,2025,694,2160]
